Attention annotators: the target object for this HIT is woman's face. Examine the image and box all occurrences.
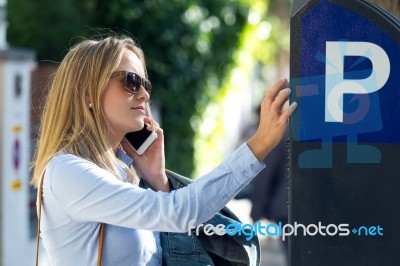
[102,48,150,142]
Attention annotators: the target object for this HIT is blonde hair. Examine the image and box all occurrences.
[31,36,150,188]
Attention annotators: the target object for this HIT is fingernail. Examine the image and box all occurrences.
[291,102,298,110]
[286,88,291,95]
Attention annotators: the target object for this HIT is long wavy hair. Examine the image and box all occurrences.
[31,36,150,187]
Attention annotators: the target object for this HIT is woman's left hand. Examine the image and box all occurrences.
[121,117,170,192]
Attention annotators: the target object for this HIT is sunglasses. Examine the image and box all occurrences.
[110,71,152,95]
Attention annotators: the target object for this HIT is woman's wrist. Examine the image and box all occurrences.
[247,133,274,161]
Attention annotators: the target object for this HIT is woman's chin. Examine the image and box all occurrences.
[130,122,145,132]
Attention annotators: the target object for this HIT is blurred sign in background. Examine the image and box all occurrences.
[0,0,36,263]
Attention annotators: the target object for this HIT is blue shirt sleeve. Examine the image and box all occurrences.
[45,143,265,233]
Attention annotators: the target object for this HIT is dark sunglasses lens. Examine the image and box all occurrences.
[145,81,152,94]
[125,73,141,93]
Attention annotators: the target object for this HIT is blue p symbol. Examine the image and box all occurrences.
[325,41,390,123]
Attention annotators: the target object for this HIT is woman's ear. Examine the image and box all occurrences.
[85,94,93,109]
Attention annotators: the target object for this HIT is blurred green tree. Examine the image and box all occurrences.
[7,0,89,61]
[7,0,250,176]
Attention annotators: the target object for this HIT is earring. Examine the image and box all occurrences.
[89,103,93,109]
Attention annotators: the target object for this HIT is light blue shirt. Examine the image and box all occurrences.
[39,143,264,266]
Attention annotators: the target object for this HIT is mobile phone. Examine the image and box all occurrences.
[125,125,158,155]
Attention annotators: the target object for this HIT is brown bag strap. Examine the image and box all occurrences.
[97,223,105,266]
[35,172,44,266]
[35,171,105,266]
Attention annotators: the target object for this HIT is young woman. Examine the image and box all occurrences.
[32,36,297,265]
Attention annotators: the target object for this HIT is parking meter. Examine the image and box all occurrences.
[290,0,400,265]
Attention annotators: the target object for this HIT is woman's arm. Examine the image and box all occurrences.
[45,143,262,233]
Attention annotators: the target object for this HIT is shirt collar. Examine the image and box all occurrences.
[116,148,133,166]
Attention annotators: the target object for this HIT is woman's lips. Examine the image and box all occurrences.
[131,106,145,113]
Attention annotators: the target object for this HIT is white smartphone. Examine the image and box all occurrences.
[125,125,158,155]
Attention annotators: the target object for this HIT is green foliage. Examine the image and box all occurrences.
[192,0,290,176]
[7,0,89,62]
[7,0,250,176]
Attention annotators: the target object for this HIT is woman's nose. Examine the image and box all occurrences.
[135,86,150,102]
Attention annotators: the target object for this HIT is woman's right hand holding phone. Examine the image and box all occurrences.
[121,118,170,192]
[247,78,297,161]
